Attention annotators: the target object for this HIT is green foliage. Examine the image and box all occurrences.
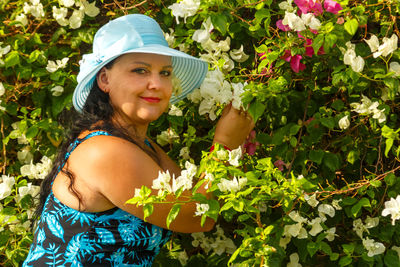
[1,0,400,266]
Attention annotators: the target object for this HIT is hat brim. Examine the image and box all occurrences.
[73,44,208,112]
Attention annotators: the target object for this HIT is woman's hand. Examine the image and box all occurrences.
[213,103,255,150]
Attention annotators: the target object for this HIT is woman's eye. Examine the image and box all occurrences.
[132,68,147,74]
[161,70,172,77]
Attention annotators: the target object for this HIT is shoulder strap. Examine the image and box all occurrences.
[53,131,112,183]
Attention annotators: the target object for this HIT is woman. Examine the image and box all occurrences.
[23,14,254,266]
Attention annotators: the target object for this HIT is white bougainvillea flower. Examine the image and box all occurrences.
[279,0,294,12]
[282,11,306,32]
[362,238,385,257]
[364,216,379,228]
[21,156,52,179]
[217,176,247,193]
[50,85,64,96]
[325,227,336,241]
[373,34,398,58]
[365,34,379,53]
[353,218,365,238]
[164,28,175,47]
[82,0,100,17]
[52,6,68,26]
[229,45,249,63]
[46,57,69,73]
[0,175,15,200]
[156,128,179,146]
[0,42,11,65]
[152,170,173,195]
[231,82,245,110]
[382,195,400,225]
[17,146,33,164]
[177,251,188,266]
[389,62,400,76]
[168,105,183,116]
[279,235,291,249]
[15,13,28,26]
[195,203,209,216]
[179,147,191,160]
[228,147,242,166]
[308,217,324,236]
[287,252,302,267]
[332,199,342,210]
[288,211,308,224]
[343,42,365,73]
[192,17,214,44]
[59,0,75,7]
[168,0,200,24]
[0,82,4,96]
[304,193,319,207]
[18,183,40,199]
[338,115,350,130]
[24,0,45,18]
[69,7,85,29]
[351,95,386,123]
[301,13,321,30]
[318,204,335,221]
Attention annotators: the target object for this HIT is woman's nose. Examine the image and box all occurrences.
[147,73,162,90]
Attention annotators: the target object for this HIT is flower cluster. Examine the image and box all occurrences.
[342,41,365,73]
[168,0,200,24]
[350,95,386,123]
[46,57,69,73]
[156,127,180,146]
[20,156,53,180]
[382,195,400,225]
[365,34,398,59]
[276,0,342,72]
[191,225,237,255]
[151,161,197,196]
[54,0,99,28]
[188,69,245,120]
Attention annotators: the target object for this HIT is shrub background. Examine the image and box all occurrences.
[0,0,400,266]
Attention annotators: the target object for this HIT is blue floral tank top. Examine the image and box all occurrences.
[23,131,172,266]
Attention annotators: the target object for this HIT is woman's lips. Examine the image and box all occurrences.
[141,97,161,103]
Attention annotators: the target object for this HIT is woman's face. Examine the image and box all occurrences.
[97,53,173,127]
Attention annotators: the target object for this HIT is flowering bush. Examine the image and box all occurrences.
[0,0,400,266]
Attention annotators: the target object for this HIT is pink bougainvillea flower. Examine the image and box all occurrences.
[274,160,288,171]
[282,50,292,62]
[243,130,260,156]
[281,50,306,73]
[277,19,291,31]
[324,0,342,14]
[290,54,306,73]
[336,17,345,24]
[294,0,323,15]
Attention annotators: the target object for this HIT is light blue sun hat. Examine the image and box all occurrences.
[73,14,208,112]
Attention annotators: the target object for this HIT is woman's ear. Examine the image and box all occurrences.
[97,67,110,93]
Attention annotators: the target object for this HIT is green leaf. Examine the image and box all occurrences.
[344,18,359,36]
[370,180,382,187]
[4,51,20,68]
[248,101,266,122]
[211,14,227,35]
[312,34,324,55]
[26,125,39,139]
[331,99,344,111]
[232,199,244,212]
[347,150,359,164]
[307,242,319,257]
[339,255,352,266]
[309,149,324,164]
[342,243,355,255]
[320,241,332,255]
[289,125,301,135]
[143,203,154,221]
[384,173,397,186]
[351,198,370,218]
[325,33,338,49]
[323,152,340,171]
[166,203,181,228]
[320,117,335,129]
[385,250,400,267]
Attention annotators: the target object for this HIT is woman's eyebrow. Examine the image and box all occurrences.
[132,61,173,69]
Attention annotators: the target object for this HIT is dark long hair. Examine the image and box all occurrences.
[35,67,160,217]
